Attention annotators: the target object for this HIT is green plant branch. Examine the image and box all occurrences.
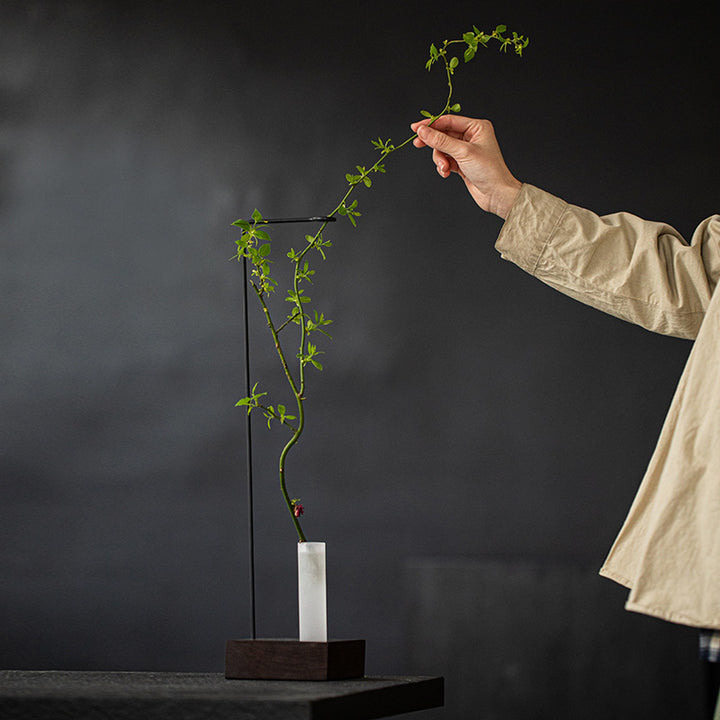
[251,282,300,397]
[278,409,306,542]
[276,309,301,334]
[233,23,528,542]
[248,276,309,542]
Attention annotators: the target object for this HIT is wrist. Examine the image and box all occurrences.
[490,180,522,220]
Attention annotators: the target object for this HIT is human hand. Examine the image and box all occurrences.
[411,115,521,219]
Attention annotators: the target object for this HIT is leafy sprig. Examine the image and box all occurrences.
[232,23,528,542]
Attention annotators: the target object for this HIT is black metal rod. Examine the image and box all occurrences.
[242,255,256,640]
[259,216,336,224]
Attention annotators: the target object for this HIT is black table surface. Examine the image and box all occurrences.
[0,670,444,719]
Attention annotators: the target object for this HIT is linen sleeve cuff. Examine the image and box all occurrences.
[494,183,569,275]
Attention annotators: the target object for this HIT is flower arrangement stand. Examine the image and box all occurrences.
[230,220,366,681]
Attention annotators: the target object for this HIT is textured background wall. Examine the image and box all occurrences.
[1,1,717,717]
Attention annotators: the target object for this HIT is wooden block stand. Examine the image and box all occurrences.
[225,639,366,681]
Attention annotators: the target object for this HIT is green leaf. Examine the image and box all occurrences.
[255,229,271,241]
[258,243,271,257]
[449,56,459,70]
[464,46,476,62]
[251,208,263,223]
[450,103,461,113]
[235,383,267,415]
[363,177,372,187]
[420,110,433,118]
[232,219,251,230]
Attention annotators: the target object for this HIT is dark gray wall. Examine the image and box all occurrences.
[1,0,717,717]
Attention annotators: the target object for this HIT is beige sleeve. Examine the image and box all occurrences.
[495,184,720,339]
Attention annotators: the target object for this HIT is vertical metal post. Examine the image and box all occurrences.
[242,255,256,640]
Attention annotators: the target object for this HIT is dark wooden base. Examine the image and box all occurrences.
[225,639,366,681]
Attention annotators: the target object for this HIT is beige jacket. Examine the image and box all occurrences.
[496,183,720,629]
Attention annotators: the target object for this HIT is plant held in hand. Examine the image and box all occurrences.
[233,24,529,543]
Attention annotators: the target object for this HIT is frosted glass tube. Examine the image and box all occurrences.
[297,542,327,642]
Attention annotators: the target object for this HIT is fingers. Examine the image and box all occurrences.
[411,116,455,148]
[433,149,452,178]
[415,123,468,160]
[410,117,433,145]
[411,116,471,178]
[411,114,476,138]
[411,114,473,132]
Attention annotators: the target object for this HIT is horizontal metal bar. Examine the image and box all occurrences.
[259,216,336,224]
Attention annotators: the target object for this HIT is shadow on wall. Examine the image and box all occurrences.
[404,558,704,720]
